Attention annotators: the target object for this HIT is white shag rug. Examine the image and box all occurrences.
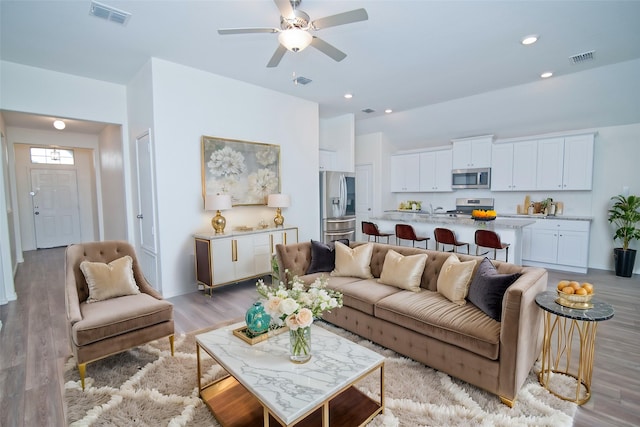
[64,322,577,427]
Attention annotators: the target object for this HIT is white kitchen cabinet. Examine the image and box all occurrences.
[390,153,420,192]
[194,227,298,291]
[523,219,590,273]
[419,149,453,192]
[536,134,594,191]
[452,136,493,169]
[319,149,336,171]
[491,141,537,191]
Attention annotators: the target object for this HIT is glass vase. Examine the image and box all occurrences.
[289,326,312,363]
[245,301,271,336]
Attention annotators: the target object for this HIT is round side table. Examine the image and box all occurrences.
[535,291,614,405]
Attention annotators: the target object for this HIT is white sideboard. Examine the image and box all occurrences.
[194,226,298,293]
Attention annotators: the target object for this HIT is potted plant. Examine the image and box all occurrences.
[608,194,640,277]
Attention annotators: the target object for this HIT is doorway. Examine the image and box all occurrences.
[355,163,373,241]
[30,168,81,248]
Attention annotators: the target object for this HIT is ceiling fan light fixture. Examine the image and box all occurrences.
[278,28,312,52]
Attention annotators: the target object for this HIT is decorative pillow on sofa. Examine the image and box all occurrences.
[467,257,521,321]
[331,241,374,279]
[378,249,427,292]
[80,255,140,303]
[436,255,477,305]
[306,239,349,274]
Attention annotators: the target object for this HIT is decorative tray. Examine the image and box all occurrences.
[472,216,496,221]
[232,325,288,345]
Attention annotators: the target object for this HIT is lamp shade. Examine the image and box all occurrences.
[268,194,290,208]
[205,194,232,211]
[278,28,312,52]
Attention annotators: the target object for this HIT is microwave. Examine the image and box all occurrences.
[451,168,491,189]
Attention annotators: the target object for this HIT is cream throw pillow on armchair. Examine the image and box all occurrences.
[80,255,141,303]
[331,242,374,279]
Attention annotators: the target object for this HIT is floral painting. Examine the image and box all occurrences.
[201,136,280,206]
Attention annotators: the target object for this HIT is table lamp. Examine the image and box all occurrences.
[267,194,290,227]
[205,194,232,234]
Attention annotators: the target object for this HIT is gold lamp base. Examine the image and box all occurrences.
[273,208,284,227]
[212,210,227,234]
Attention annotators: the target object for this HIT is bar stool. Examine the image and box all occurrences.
[362,221,392,243]
[395,224,430,248]
[434,227,469,254]
[475,229,510,261]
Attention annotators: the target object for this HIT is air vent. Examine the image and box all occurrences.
[569,50,595,65]
[89,1,131,26]
[361,108,375,114]
[293,76,312,85]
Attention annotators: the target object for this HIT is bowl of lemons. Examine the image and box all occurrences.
[556,280,595,309]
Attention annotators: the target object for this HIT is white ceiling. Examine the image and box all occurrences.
[2,0,640,146]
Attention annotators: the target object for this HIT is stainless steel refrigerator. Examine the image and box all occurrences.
[320,171,356,243]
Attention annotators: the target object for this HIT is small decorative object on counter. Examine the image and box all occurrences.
[472,209,497,221]
[245,301,271,335]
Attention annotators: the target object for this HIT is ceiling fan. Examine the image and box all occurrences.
[218,0,368,68]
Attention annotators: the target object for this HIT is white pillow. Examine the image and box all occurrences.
[378,249,428,292]
[436,255,477,305]
[80,255,140,303]
[331,242,374,279]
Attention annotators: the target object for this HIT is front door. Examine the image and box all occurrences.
[30,169,81,248]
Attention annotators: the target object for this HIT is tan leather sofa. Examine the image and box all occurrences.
[65,240,174,389]
[275,241,547,407]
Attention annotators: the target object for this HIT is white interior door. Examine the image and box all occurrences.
[355,163,373,241]
[135,131,160,290]
[30,169,81,248]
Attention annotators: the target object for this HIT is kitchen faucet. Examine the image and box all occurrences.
[429,204,444,215]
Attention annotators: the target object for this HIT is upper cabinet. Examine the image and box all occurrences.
[536,134,594,191]
[452,135,493,169]
[319,149,336,171]
[419,150,453,192]
[491,141,538,191]
[390,153,420,192]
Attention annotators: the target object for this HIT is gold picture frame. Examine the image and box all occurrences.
[201,136,281,206]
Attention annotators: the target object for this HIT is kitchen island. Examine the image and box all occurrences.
[371,211,535,265]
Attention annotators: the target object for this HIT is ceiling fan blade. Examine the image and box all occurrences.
[310,37,347,62]
[218,27,279,35]
[311,8,368,30]
[267,44,288,68]
[273,0,294,18]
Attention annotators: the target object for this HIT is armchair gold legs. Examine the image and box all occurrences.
[78,335,175,390]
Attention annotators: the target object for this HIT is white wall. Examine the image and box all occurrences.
[98,124,127,240]
[0,114,17,304]
[144,58,319,298]
[320,114,355,172]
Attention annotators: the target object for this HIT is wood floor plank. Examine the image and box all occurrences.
[0,247,638,427]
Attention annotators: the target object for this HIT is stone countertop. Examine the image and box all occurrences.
[498,213,594,221]
[372,212,535,229]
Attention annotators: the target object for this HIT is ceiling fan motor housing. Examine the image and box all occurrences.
[280,9,310,30]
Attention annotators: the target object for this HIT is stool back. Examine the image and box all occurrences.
[475,229,502,249]
[395,224,417,240]
[434,228,456,245]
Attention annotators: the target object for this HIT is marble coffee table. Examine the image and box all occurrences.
[196,322,385,427]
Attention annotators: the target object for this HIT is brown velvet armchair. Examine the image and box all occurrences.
[65,240,174,389]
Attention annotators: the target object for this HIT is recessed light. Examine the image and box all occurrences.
[344,93,353,99]
[385,109,393,114]
[521,35,538,45]
[53,120,66,130]
[540,72,553,79]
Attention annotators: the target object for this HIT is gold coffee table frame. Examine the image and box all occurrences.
[535,291,614,405]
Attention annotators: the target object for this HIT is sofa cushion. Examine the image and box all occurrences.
[306,239,349,274]
[378,250,427,292]
[80,255,140,303]
[337,279,402,315]
[467,257,522,321]
[331,242,374,279]
[72,293,173,346]
[375,290,501,360]
[436,255,476,305]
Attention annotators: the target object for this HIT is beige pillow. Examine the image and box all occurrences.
[331,242,374,279]
[436,255,477,305]
[80,255,140,303]
[378,249,427,292]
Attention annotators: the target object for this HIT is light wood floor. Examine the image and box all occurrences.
[1,247,638,426]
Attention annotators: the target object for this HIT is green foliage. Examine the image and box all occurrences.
[608,195,640,250]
